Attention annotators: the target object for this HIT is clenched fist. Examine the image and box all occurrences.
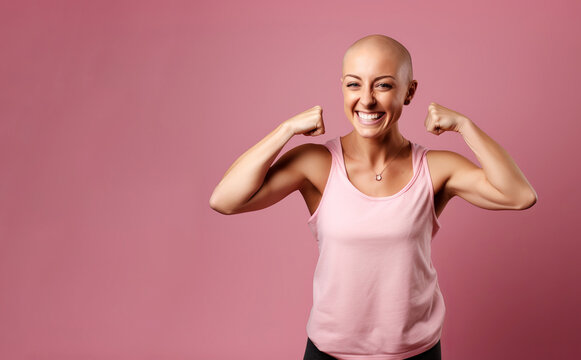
[284,105,325,137]
[424,102,469,135]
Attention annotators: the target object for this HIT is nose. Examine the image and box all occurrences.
[360,87,376,107]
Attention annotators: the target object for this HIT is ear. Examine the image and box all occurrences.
[404,80,418,105]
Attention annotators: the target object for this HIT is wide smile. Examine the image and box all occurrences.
[355,111,386,126]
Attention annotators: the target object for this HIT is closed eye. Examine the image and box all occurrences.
[346,83,392,89]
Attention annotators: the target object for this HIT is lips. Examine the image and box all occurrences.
[356,111,386,125]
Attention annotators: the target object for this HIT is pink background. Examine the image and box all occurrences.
[1,1,579,359]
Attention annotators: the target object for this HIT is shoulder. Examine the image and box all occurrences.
[425,148,463,163]
[273,141,331,177]
[425,149,477,171]
[287,141,331,161]
[293,142,330,155]
[287,142,332,173]
[282,141,332,192]
[425,148,481,196]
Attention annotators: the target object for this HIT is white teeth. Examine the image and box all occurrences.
[357,112,383,120]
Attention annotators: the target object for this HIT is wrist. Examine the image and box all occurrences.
[456,116,473,135]
[279,121,296,140]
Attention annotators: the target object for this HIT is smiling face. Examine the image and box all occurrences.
[341,35,417,139]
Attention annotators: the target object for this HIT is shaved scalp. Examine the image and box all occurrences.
[342,34,413,84]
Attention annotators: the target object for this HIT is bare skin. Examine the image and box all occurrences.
[209,34,537,217]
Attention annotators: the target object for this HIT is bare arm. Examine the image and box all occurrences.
[209,106,325,214]
[425,102,538,210]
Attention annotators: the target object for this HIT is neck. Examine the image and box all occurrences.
[342,128,407,169]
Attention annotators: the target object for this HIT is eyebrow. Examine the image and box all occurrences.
[344,74,396,82]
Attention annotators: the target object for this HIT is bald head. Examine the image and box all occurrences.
[342,34,413,84]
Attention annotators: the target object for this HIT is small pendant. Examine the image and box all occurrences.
[375,174,382,181]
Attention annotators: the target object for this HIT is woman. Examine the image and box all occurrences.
[209,34,537,360]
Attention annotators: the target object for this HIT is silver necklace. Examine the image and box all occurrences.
[375,139,408,181]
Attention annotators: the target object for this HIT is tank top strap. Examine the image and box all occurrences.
[411,140,428,172]
[322,137,345,171]
[412,141,442,233]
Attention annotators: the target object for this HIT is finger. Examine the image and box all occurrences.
[428,103,436,114]
[429,128,441,136]
[315,124,325,136]
[429,107,438,119]
[306,128,322,136]
[424,112,432,129]
[425,120,433,133]
[305,124,322,136]
[427,118,441,135]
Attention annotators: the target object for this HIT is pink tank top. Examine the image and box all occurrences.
[306,136,445,359]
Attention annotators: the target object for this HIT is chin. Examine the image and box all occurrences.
[353,127,382,138]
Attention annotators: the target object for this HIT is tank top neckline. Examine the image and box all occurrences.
[336,136,422,201]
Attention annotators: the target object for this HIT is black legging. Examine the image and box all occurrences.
[303,337,441,360]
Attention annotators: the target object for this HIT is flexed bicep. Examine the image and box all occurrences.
[232,144,315,214]
[443,151,528,210]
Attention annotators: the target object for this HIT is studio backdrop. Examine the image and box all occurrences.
[1,1,579,359]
